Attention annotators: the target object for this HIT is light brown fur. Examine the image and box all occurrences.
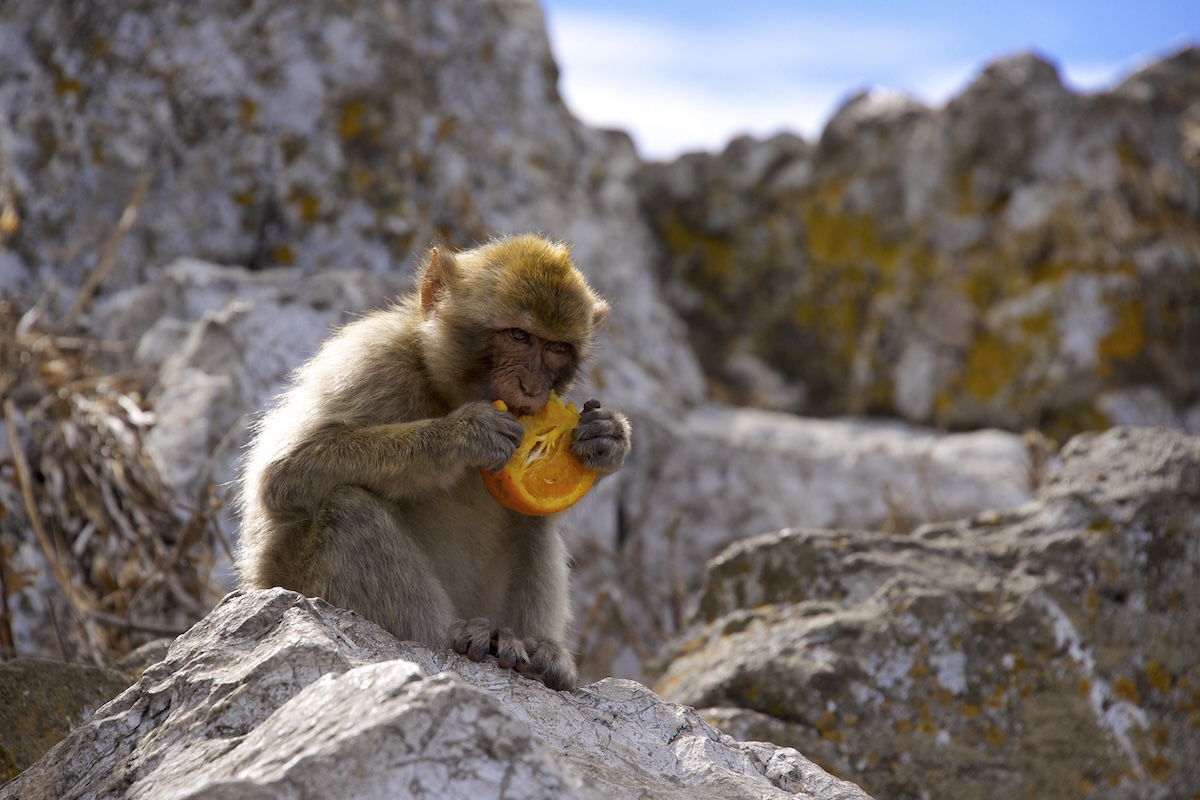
[236,234,631,690]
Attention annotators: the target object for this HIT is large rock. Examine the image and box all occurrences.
[638,49,1200,432]
[579,407,1033,678]
[0,588,872,800]
[93,258,414,508]
[653,427,1200,800]
[0,0,704,411]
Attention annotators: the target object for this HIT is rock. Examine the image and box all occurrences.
[91,258,413,509]
[0,0,705,409]
[638,48,1200,432]
[0,659,135,783]
[0,588,872,800]
[653,427,1200,800]
[573,406,1033,679]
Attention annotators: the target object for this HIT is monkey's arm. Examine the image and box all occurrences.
[260,401,523,518]
[571,399,632,476]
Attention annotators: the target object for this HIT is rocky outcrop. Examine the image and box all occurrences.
[0,0,704,411]
[653,427,1200,800]
[638,49,1200,433]
[581,408,1033,678]
[0,588,872,800]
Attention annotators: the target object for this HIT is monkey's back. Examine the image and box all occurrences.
[235,304,437,589]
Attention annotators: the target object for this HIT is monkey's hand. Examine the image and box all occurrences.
[447,401,525,472]
[447,617,578,691]
[571,399,631,475]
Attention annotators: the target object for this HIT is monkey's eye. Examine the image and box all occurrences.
[546,341,572,356]
[507,328,531,344]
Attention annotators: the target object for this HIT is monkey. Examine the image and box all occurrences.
[234,234,631,691]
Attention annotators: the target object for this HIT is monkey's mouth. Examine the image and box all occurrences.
[499,399,546,418]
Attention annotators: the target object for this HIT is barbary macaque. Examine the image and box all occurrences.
[235,234,631,690]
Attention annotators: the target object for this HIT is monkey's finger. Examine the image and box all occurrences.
[521,638,578,691]
[582,398,602,413]
[494,629,530,671]
[448,617,493,662]
[573,416,622,441]
[489,409,526,444]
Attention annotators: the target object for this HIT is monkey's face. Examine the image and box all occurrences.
[487,320,576,416]
[417,235,607,414]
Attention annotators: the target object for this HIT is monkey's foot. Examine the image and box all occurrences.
[446,617,577,691]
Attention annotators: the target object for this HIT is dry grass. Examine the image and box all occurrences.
[0,300,227,665]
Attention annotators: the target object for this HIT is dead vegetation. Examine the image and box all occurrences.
[0,298,227,666]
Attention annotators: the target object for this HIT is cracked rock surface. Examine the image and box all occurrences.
[1,588,872,800]
[654,427,1200,800]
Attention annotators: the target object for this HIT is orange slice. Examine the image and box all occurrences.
[480,391,597,516]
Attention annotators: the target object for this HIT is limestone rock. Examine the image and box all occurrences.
[0,0,704,411]
[653,427,1200,800]
[92,258,413,507]
[574,406,1033,679]
[0,588,872,800]
[638,49,1200,432]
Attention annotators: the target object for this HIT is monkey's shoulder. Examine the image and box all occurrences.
[293,309,434,417]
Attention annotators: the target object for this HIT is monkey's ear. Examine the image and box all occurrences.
[592,299,610,327]
[420,247,457,311]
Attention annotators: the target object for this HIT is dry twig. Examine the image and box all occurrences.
[61,171,151,330]
[0,299,226,663]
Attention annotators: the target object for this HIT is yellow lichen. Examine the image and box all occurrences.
[291,190,320,223]
[55,76,83,96]
[1097,296,1145,375]
[339,100,367,140]
[962,332,1025,401]
[240,98,258,128]
[1145,661,1172,693]
[815,710,843,743]
[1144,754,1172,782]
[268,244,295,266]
[1112,675,1141,705]
[661,213,735,282]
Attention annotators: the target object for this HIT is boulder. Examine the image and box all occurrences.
[576,407,1033,679]
[653,427,1200,800]
[0,588,872,800]
[638,49,1200,433]
[92,258,415,512]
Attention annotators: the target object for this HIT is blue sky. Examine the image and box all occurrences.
[539,0,1199,159]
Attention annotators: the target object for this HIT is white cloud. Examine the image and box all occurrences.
[545,9,972,158]
[543,8,1138,159]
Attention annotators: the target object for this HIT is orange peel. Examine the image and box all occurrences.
[480,391,597,516]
